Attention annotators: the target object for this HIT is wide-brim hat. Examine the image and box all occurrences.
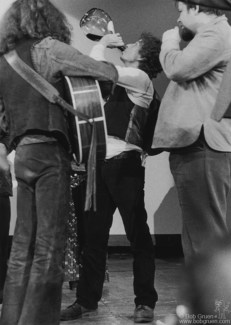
[177,0,231,10]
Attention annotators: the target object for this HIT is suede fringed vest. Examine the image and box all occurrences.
[0,38,70,151]
[104,85,149,149]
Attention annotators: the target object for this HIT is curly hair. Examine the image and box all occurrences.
[0,0,72,55]
[138,32,162,79]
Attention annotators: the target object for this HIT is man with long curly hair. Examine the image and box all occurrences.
[60,32,162,323]
[0,1,118,325]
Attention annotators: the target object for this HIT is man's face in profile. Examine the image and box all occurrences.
[177,1,196,42]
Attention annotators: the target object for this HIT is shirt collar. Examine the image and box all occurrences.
[197,15,228,33]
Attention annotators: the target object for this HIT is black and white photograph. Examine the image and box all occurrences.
[1,0,231,324]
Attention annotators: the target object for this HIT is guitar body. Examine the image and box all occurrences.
[65,76,107,164]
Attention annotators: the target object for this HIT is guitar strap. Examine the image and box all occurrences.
[4,50,97,211]
[4,50,91,123]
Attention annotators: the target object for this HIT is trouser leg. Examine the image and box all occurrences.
[0,143,70,325]
[76,153,157,309]
[170,146,231,263]
[103,155,157,308]
[76,161,115,309]
[18,144,70,325]
[0,176,36,325]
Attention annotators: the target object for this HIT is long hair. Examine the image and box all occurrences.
[0,0,72,55]
[138,32,162,79]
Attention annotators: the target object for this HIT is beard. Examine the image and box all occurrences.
[178,24,195,42]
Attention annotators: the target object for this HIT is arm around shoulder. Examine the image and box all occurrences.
[33,37,118,84]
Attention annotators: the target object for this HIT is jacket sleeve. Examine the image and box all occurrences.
[32,37,118,85]
[160,26,227,82]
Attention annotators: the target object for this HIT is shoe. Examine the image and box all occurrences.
[134,305,154,323]
[60,301,97,321]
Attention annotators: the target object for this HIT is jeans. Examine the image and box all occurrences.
[170,137,231,263]
[76,151,157,309]
[0,142,71,325]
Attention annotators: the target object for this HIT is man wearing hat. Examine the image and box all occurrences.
[184,0,231,10]
[152,0,231,263]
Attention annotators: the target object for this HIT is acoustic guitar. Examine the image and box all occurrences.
[64,76,108,164]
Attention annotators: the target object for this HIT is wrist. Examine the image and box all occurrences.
[162,34,180,44]
[0,143,7,155]
[99,39,108,47]
[96,42,107,49]
[0,142,7,150]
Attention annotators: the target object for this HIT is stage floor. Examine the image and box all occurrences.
[61,255,184,324]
